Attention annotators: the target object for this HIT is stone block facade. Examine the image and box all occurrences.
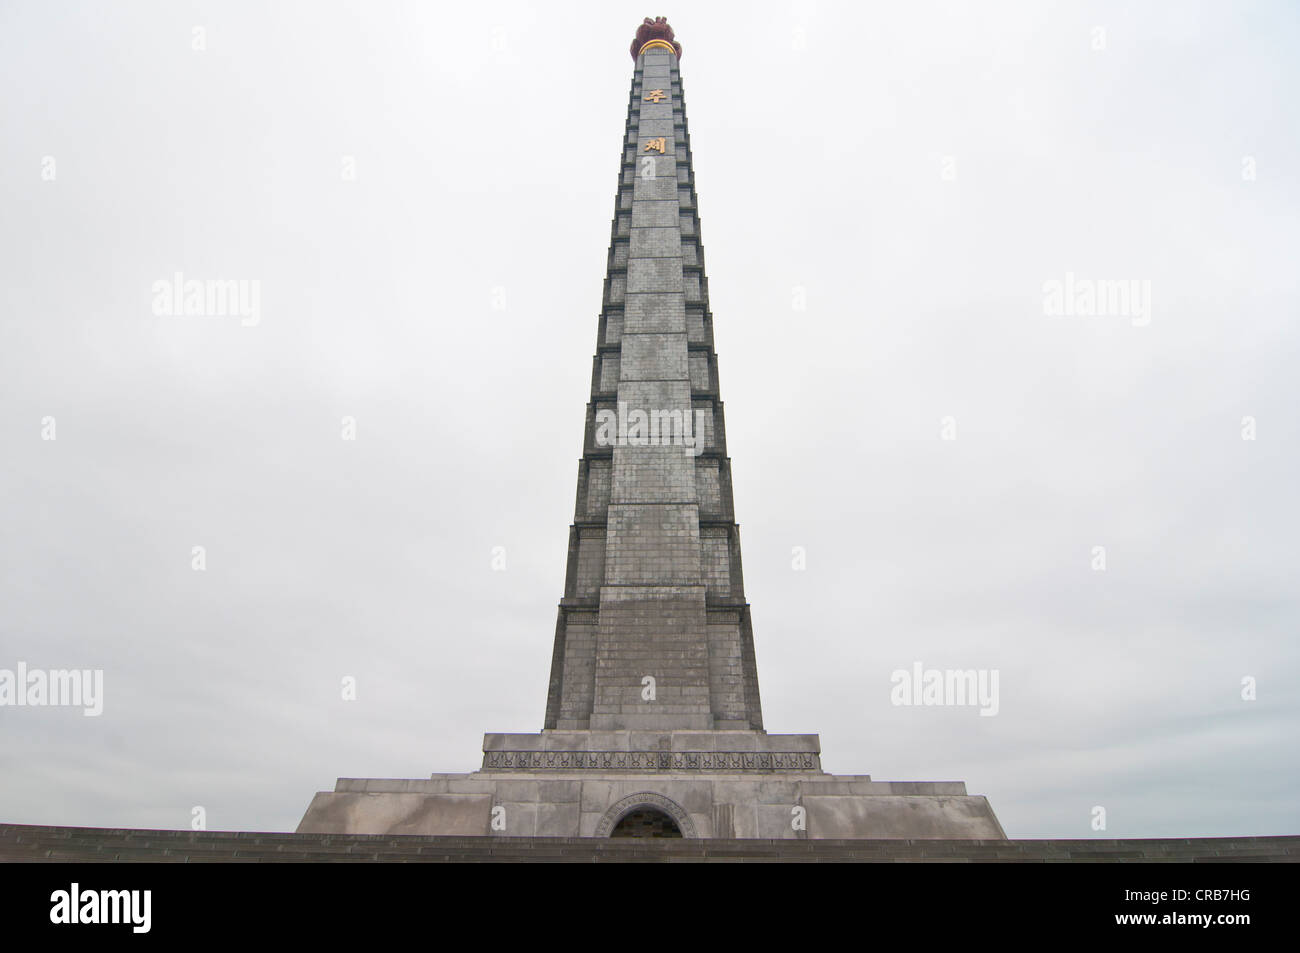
[298,730,1005,840]
[543,48,763,734]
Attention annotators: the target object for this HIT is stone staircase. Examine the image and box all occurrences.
[3,824,1296,862]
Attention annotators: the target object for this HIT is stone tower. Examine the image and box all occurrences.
[544,18,761,734]
[298,18,1005,839]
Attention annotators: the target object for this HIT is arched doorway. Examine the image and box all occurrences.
[595,792,699,838]
[610,807,683,838]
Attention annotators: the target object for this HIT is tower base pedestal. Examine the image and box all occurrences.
[296,731,1005,840]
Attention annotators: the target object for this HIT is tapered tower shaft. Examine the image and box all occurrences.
[544,23,762,731]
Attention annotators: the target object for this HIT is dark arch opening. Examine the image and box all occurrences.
[610,807,684,838]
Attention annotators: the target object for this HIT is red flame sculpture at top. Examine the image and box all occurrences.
[630,16,682,60]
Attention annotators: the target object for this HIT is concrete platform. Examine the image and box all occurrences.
[4,824,1297,862]
[296,730,1004,839]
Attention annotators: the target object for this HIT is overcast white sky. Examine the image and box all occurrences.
[1,0,1297,838]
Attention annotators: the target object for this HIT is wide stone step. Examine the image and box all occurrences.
[3,824,1297,862]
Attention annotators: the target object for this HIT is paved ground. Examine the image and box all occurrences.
[3,824,1297,862]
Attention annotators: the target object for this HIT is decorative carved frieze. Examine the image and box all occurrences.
[482,750,820,772]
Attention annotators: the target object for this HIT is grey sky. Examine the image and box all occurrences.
[1,0,1297,837]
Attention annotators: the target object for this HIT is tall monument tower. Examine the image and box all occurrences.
[545,17,761,735]
[298,18,1004,839]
